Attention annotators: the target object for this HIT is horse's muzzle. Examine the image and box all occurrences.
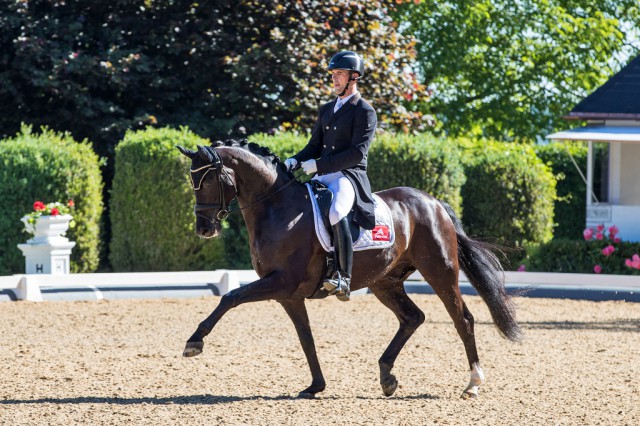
[196,221,221,239]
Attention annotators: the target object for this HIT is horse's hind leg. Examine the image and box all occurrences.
[370,283,425,397]
[420,266,484,399]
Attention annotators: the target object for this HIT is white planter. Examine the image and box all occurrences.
[18,214,76,275]
[21,214,73,244]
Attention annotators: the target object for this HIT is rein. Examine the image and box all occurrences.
[192,150,300,223]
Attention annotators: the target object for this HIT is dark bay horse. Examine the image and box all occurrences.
[177,140,521,399]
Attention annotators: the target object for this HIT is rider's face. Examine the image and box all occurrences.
[330,69,349,95]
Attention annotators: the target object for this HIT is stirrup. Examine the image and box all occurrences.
[323,275,351,302]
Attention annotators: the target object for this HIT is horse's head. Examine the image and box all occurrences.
[177,145,237,238]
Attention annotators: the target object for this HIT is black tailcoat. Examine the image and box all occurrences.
[293,93,377,229]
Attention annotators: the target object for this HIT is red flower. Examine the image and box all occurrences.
[33,201,46,211]
[50,208,60,216]
[67,199,75,207]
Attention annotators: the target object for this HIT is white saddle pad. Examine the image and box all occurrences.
[305,183,395,252]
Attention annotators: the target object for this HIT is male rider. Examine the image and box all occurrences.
[284,51,378,301]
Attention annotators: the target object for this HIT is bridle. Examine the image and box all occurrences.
[190,148,234,222]
[190,147,299,224]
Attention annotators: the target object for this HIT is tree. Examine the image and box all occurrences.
[396,0,640,140]
[0,0,428,157]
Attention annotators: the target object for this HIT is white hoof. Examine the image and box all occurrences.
[462,362,485,399]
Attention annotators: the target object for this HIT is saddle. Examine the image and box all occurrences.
[306,181,395,299]
[309,180,360,243]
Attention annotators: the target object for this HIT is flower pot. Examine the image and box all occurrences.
[21,214,73,244]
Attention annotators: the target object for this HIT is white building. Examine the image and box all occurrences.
[547,55,640,242]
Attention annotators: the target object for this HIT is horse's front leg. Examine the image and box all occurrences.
[183,271,290,357]
[278,299,326,398]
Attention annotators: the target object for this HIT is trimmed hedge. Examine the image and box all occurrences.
[534,142,587,239]
[252,131,466,214]
[368,133,465,215]
[457,140,556,267]
[0,125,103,274]
[525,239,640,275]
[109,127,228,271]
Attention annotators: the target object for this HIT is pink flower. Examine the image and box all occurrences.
[608,225,619,238]
[33,201,46,211]
[624,254,640,270]
[593,264,602,274]
[517,264,526,272]
[614,237,621,243]
[583,228,594,241]
[601,245,615,256]
[595,232,604,240]
[596,224,605,232]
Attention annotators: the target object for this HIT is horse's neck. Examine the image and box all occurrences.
[231,157,281,206]
[229,153,304,231]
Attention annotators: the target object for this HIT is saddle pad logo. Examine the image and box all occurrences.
[372,225,390,241]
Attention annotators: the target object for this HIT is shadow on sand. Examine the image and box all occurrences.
[0,392,439,405]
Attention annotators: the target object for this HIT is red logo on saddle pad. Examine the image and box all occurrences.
[372,225,390,241]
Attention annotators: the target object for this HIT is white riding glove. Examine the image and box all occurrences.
[301,159,318,175]
[284,158,298,171]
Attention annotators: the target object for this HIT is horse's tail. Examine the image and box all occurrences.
[440,201,522,342]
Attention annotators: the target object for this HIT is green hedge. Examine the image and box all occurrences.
[109,127,226,271]
[368,133,465,215]
[0,125,103,274]
[457,140,556,267]
[534,142,587,239]
[525,239,640,275]
[253,131,466,214]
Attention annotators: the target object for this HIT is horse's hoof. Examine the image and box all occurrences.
[381,375,398,397]
[183,341,204,357]
[297,391,316,399]
[298,382,325,398]
[461,389,479,399]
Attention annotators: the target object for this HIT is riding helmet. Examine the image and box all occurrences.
[328,51,364,77]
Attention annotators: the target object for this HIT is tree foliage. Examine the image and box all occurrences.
[396,0,640,140]
[0,0,427,158]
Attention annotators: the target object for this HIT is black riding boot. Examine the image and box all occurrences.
[323,217,353,301]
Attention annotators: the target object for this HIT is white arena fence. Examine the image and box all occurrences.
[0,270,639,303]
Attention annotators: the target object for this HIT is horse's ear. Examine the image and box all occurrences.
[176,145,196,159]
[197,145,214,162]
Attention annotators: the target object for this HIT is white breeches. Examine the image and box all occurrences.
[312,171,356,225]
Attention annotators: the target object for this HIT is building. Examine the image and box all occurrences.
[547,55,640,242]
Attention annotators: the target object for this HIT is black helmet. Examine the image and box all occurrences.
[328,51,364,77]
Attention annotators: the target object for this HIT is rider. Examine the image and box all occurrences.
[284,51,378,301]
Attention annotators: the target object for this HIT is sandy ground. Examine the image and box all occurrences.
[0,294,639,425]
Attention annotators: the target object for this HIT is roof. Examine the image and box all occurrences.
[547,125,640,143]
[566,55,640,120]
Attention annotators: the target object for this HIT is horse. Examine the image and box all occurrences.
[177,140,521,399]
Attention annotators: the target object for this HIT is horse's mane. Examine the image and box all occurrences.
[212,139,286,172]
